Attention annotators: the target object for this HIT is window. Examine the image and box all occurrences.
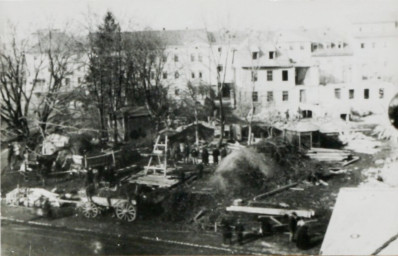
[361,43,365,49]
[65,78,70,86]
[163,72,168,79]
[289,45,294,50]
[282,91,289,101]
[218,47,222,53]
[199,72,203,78]
[267,91,273,102]
[174,71,179,79]
[191,72,195,79]
[252,52,258,60]
[364,89,369,99]
[217,65,223,73]
[175,89,179,96]
[267,70,273,81]
[379,88,384,99]
[174,54,179,62]
[300,44,304,50]
[252,92,258,102]
[191,54,195,62]
[269,51,274,59]
[282,70,288,81]
[335,88,341,99]
[251,71,258,82]
[331,43,335,48]
[349,89,355,99]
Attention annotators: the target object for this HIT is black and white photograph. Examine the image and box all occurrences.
[1,0,398,255]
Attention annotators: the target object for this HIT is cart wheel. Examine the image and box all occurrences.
[81,201,99,218]
[115,202,137,222]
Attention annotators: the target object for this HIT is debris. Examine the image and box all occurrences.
[375,159,385,165]
[279,202,290,208]
[290,187,305,191]
[226,205,315,218]
[193,208,207,223]
[342,156,360,167]
[253,182,299,201]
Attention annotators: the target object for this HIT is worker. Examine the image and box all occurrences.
[259,217,273,236]
[220,217,232,246]
[295,221,310,249]
[235,219,245,245]
[191,146,199,164]
[184,143,190,164]
[212,148,220,165]
[288,212,298,242]
[202,147,209,165]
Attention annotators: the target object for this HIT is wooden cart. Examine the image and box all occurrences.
[80,196,137,222]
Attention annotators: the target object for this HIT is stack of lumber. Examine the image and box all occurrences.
[133,174,180,188]
[306,147,352,162]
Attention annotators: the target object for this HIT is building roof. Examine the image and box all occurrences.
[28,30,85,54]
[284,120,319,132]
[320,187,398,255]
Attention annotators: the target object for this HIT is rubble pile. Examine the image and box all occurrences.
[210,147,275,195]
[342,132,382,155]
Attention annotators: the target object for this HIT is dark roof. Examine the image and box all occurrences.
[123,29,215,46]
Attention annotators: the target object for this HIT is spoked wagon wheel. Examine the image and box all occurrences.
[81,201,99,218]
[115,202,137,222]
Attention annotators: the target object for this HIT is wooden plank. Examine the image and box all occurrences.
[226,205,315,218]
[253,182,298,201]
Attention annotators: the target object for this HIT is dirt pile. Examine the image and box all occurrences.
[210,147,276,196]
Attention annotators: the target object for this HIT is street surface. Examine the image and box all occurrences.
[1,221,225,255]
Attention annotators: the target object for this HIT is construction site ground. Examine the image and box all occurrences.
[1,131,395,255]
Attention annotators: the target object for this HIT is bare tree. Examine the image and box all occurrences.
[31,28,81,136]
[0,26,43,139]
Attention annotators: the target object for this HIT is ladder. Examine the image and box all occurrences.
[144,133,171,176]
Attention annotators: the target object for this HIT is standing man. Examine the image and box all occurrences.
[288,212,298,242]
[191,146,198,164]
[220,217,232,246]
[184,143,190,164]
[212,147,220,165]
[202,147,209,165]
[235,219,245,246]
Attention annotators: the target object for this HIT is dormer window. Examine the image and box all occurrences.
[252,52,259,60]
[269,52,274,59]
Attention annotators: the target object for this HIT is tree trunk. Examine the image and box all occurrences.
[218,84,224,148]
[99,107,107,142]
[113,113,118,144]
[194,108,199,145]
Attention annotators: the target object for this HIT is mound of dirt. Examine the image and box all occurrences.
[210,147,276,196]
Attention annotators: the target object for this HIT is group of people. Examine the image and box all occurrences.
[170,142,229,166]
[219,213,313,249]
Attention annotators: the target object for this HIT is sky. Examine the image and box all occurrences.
[0,0,398,35]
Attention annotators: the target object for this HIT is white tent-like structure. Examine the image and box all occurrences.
[320,187,398,255]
